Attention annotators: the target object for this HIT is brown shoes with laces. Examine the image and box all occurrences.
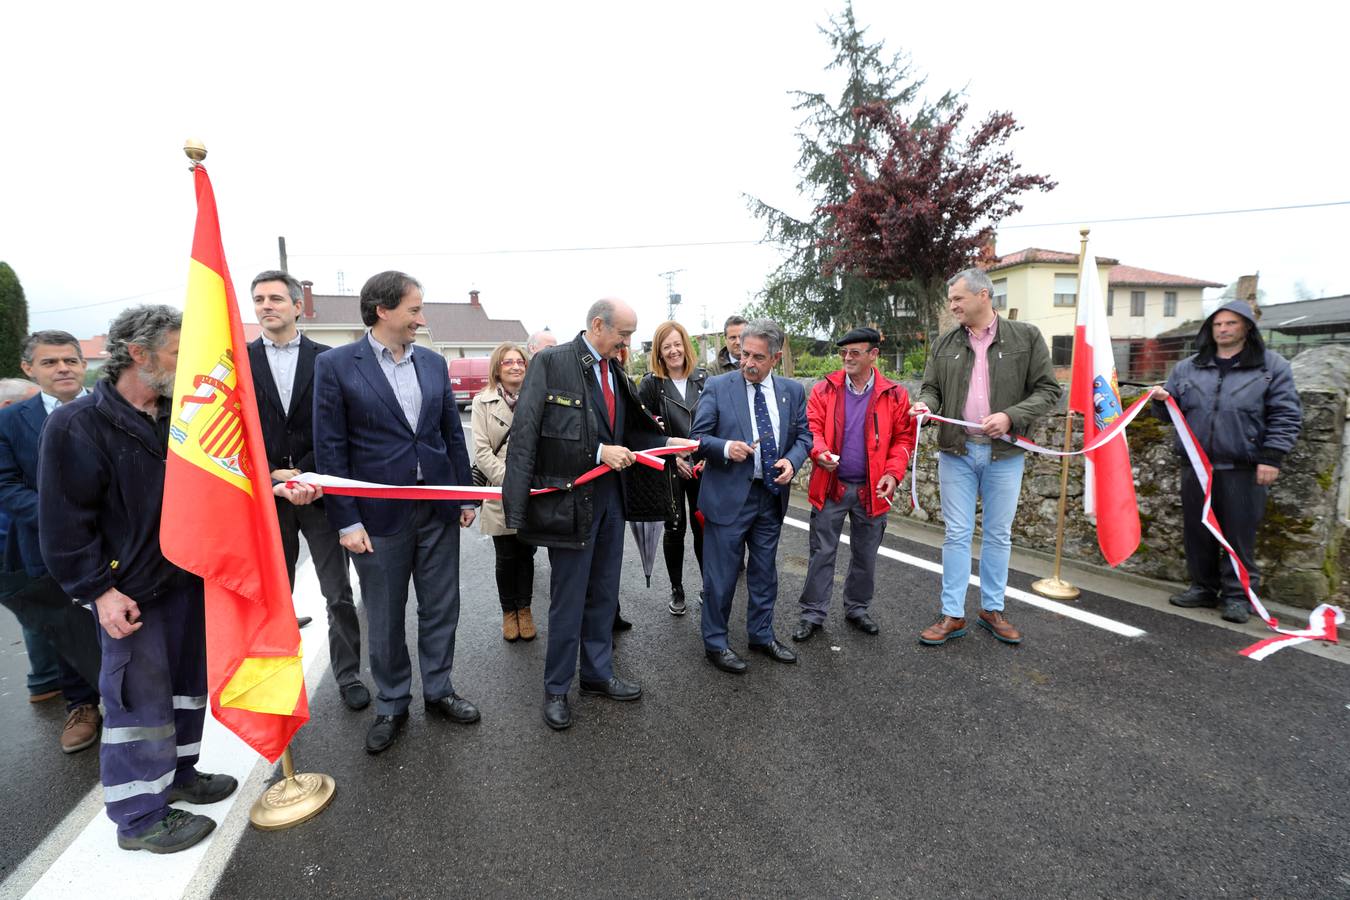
[918,616,968,645]
[61,703,101,754]
[977,610,1022,644]
[502,610,520,642]
[516,608,536,641]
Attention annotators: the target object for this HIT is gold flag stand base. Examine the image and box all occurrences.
[249,748,335,831]
[1031,576,1081,601]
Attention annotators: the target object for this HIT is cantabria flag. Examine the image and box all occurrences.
[160,164,308,762]
[1068,249,1141,566]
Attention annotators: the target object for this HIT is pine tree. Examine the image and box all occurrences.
[746,1,956,342]
[0,263,29,377]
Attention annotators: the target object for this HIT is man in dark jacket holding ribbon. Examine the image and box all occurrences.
[504,298,694,731]
[1153,299,1302,623]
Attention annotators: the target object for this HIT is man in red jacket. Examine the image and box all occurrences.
[793,327,916,642]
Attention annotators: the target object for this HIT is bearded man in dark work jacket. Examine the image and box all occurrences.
[503,298,695,731]
[1152,299,1302,623]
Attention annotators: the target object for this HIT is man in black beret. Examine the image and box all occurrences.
[794,327,916,641]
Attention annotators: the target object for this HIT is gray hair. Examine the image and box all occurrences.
[585,299,616,328]
[22,330,82,363]
[948,267,994,297]
[0,378,37,406]
[250,270,303,303]
[741,318,785,356]
[102,305,182,383]
[526,329,556,354]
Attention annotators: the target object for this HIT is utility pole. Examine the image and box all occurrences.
[278,236,288,273]
[659,269,686,322]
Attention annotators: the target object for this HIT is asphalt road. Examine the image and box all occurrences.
[5,502,1349,898]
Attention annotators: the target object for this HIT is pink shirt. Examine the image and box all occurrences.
[962,315,999,434]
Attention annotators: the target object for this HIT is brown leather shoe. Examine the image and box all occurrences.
[502,609,519,642]
[919,616,967,645]
[978,610,1022,644]
[516,608,537,641]
[61,703,101,754]
[29,688,61,704]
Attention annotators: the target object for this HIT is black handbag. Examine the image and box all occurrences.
[472,424,508,487]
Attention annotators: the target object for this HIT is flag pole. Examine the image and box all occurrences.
[179,140,338,830]
[1031,228,1089,601]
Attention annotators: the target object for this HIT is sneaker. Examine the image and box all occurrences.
[668,587,687,616]
[117,809,216,854]
[167,772,239,805]
[61,704,101,754]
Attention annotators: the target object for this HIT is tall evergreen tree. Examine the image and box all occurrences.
[747,1,955,341]
[0,263,29,377]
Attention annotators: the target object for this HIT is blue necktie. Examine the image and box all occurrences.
[753,383,780,495]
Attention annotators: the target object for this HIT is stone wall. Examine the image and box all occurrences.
[792,345,1350,609]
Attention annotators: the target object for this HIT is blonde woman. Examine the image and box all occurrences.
[471,342,537,641]
[637,321,709,616]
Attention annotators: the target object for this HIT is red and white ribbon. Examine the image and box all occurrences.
[907,393,1344,660]
[288,444,683,503]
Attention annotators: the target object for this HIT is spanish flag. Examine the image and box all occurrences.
[161,164,309,762]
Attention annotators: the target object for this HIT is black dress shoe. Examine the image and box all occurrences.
[847,613,880,635]
[296,616,313,629]
[705,648,748,674]
[579,676,642,701]
[748,639,798,664]
[613,614,633,632]
[340,681,371,711]
[543,693,572,730]
[791,619,821,642]
[365,713,408,754]
[425,693,481,724]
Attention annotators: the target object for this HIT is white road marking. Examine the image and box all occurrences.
[7,559,338,900]
[783,516,1147,638]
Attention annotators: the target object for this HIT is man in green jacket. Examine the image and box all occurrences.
[910,268,1061,646]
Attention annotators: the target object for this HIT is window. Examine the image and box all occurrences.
[1008,308,1018,320]
[992,278,1008,310]
[1130,290,1145,316]
[1106,290,1114,316]
[1053,274,1077,307]
[1051,334,1074,366]
[1164,291,1178,317]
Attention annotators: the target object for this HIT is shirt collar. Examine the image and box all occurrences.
[580,334,605,366]
[265,332,302,351]
[42,388,87,414]
[367,329,413,362]
[965,314,999,341]
[845,368,875,396]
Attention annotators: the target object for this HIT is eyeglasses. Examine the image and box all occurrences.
[499,360,527,368]
[839,349,875,360]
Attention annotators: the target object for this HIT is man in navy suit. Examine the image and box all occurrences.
[691,318,812,674]
[0,331,102,752]
[313,271,480,755]
[249,271,366,712]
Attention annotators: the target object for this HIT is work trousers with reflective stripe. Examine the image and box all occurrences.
[97,580,207,837]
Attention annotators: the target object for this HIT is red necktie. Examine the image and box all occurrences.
[599,358,616,430]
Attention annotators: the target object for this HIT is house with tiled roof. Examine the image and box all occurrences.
[982,245,1222,365]
[294,286,528,360]
[78,324,263,374]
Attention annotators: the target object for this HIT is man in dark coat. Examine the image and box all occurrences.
[1153,300,1302,623]
[503,298,694,731]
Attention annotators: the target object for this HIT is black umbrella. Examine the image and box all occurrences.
[628,520,664,587]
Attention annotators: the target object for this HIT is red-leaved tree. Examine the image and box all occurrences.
[820,101,1055,342]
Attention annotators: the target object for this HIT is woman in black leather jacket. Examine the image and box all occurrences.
[637,321,709,616]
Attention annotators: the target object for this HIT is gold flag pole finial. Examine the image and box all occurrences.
[1031,227,1090,602]
[184,139,207,169]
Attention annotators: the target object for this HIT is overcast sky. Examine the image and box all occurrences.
[2,1,1346,342]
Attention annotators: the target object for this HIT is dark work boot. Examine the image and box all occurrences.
[117,809,216,854]
[1168,585,1219,609]
[1221,599,1251,623]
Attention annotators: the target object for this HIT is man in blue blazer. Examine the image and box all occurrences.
[0,331,102,752]
[691,318,812,674]
[313,271,480,755]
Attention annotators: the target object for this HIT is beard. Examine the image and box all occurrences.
[138,361,176,398]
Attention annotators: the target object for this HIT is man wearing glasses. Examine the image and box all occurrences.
[793,327,916,642]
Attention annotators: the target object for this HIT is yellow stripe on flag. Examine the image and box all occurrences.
[219,653,305,716]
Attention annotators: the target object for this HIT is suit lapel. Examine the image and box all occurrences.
[291,338,319,419]
[412,349,439,434]
[730,372,754,442]
[18,395,45,440]
[354,340,414,434]
[248,339,284,416]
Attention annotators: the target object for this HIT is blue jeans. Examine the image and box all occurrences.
[938,445,1026,618]
[20,623,61,694]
